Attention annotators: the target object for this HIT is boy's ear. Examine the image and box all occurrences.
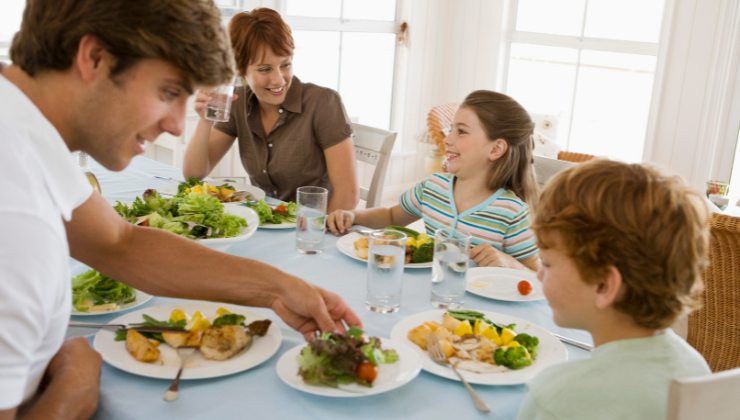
[75,34,110,82]
[594,265,623,309]
[488,138,508,161]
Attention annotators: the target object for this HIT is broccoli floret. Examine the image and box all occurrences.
[411,241,434,263]
[513,333,539,359]
[494,346,533,370]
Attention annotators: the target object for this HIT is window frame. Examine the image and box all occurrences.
[500,0,670,160]
[276,0,401,132]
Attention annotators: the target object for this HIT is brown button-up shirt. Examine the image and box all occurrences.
[214,77,352,202]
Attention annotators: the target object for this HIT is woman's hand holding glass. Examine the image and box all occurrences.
[326,209,355,235]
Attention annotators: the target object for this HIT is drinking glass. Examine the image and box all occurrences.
[204,82,235,122]
[295,186,328,254]
[430,228,471,308]
[365,229,407,313]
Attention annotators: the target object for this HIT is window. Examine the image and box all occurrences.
[281,0,398,130]
[502,0,667,162]
[0,0,24,62]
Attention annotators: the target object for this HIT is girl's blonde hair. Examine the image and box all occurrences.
[461,90,539,209]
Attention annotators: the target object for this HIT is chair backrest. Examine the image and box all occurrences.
[666,367,740,420]
[687,213,740,372]
[351,123,396,208]
[533,154,576,187]
[426,103,458,153]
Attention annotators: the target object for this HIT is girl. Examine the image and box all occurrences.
[327,90,539,270]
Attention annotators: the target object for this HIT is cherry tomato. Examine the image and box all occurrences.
[273,204,288,215]
[517,280,533,296]
[356,361,378,384]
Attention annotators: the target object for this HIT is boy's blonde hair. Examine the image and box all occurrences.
[533,159,709,329]
[461,90,539,209]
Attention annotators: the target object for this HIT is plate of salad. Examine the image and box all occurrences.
[71,268,152,316]
[246,199,297,229]
[276,328,421,397]
[390,309,567,385]
[173,177,266,203]
[113,189,259,249]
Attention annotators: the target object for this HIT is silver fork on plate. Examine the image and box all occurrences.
[427,337,490,413]
[163,347,197,402]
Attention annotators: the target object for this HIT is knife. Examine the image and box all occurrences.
[69,321,187,334]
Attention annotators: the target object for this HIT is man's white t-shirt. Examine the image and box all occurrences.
[0,74,93,408]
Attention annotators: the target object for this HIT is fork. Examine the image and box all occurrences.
[163,347,197,402]
[427,337,490,413]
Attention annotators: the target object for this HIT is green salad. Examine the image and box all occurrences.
[114,189,247,239]
[298,327,398,387]
[72,269,135,312]
[246,199,297,225]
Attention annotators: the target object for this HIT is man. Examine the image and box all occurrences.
[0,1,361,418]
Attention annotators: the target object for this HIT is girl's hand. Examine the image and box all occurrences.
[326,210,355,235]
[470,243,527,269]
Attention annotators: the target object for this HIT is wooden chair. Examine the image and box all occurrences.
[666,367,740,420]
[687,213,740,372]
[557,150,595,162]
[351,123,396,208]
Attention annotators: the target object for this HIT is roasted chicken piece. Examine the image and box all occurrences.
[200,325,251,361]
[126,330,160,362]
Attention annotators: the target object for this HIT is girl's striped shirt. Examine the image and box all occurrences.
[399,173,538,261]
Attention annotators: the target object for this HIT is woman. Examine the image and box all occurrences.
[184,8,359,211]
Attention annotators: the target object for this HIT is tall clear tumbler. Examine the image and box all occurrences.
[430,228,471,308]
[295,186,328,254]
[366,229,407,313]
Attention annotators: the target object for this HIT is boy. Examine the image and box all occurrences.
[517,159,711,419]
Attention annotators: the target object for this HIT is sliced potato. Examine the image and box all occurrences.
[125,330,160,363]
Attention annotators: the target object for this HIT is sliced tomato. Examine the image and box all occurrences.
[273,204,288,215]
[517,280,533,296]
[356,361,378,384]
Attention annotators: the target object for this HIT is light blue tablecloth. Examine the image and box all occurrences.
[70,156,592,420]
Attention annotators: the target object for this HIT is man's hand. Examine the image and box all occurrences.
[18,337,102,420]
[271,277,362,341]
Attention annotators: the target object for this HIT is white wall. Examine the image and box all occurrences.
[151,0,740,201]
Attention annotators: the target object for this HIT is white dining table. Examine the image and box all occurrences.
[68,156,592,420]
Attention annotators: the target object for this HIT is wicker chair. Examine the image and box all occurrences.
[557,150,595,163]
[426,103,458,154]
[687,213,740,372]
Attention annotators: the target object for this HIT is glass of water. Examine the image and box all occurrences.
[430,227,471,309]
[295,186,328,254]
[204,81,235,123]
[366,229,407,313]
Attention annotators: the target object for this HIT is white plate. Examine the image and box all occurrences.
[197,204,259,248]
[160,183,266,202]
[466,267,545,302]
[389,309,567,385]
[71,290,153,316]
[258,221,296,230]
[93,301,282,380]
[336,232,432,269]
[276,338,421,397]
